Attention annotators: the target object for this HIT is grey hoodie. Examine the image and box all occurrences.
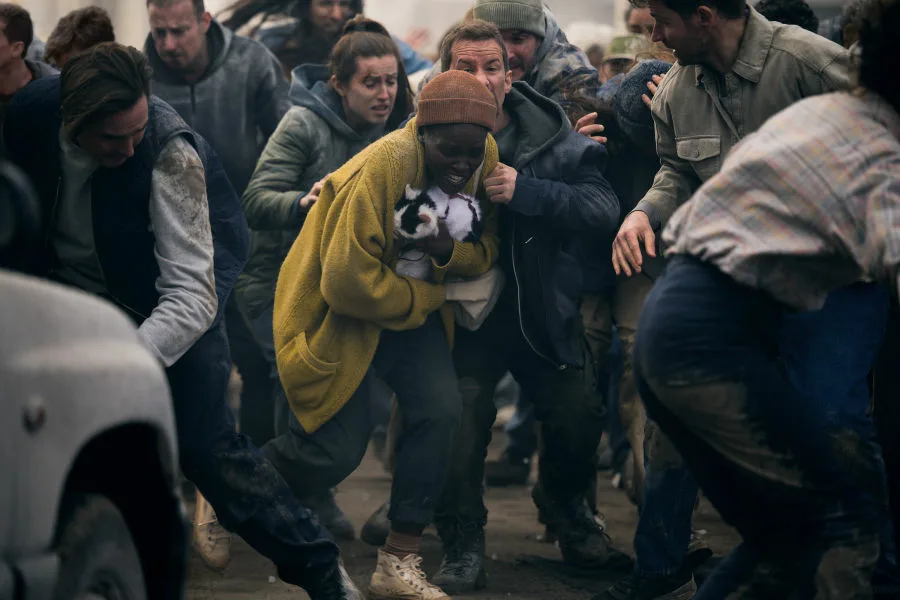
[145,20,291,194]
[236,64,388,319]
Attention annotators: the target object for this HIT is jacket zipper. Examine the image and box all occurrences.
[510,221,563,370]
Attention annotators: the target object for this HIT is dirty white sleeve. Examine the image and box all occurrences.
[136,136,217,367]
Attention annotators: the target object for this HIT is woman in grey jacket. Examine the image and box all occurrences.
[234,15,412,539]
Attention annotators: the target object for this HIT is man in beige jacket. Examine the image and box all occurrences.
[597,2,853,599]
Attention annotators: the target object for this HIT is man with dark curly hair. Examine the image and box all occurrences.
[754,0,818,31]
[631,0,900,596]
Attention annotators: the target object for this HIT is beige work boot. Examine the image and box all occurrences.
[192,491,232,572]
[368,549,451,600]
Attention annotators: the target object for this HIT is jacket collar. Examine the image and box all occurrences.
[694,6,773,87]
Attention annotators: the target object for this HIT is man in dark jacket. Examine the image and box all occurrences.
[0,4,57,145]
[2,43,360,600]
[418,1,600,116]
[427,20,622,593]
[219,0,432,77]
[145,0,295,507]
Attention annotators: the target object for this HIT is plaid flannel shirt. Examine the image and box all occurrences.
[664,92,900,310]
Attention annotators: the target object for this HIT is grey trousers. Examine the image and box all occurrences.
[262,313,462,526]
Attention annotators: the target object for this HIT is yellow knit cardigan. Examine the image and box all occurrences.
[273,117,500,433]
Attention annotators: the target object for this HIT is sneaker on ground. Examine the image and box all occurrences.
[192,491,231,573]
[192,517,232,573]
[368,549,451,600]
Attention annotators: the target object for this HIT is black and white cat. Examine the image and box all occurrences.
[394,184,482,279]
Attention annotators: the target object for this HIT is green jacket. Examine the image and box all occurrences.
[235,65,388,320]
[636,6,851,230]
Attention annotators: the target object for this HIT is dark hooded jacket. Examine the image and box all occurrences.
[4,76,248,328]
[145,19,291,194]
[496,82,619,367]
[235,64,391,320]
[418,7,600,114]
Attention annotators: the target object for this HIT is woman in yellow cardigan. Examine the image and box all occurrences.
[267,70,500,600]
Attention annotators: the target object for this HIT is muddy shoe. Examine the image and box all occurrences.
[303,489,356,541]
[193,518,232,572]
[368,549,451,600]
[532,484,625,568]
[593,568,697,600]
[361,501,390,546]
[433,521,487,594]
[485,450,531,487]
[192,492,231,572]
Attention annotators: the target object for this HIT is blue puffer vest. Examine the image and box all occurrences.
[4,76,248,326]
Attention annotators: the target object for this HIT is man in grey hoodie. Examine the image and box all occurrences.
[144,0,302,563]
[145,0,290,195]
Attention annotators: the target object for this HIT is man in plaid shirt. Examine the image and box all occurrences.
[634,0,900,596]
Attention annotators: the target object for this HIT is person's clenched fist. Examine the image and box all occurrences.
[484,163,518,204]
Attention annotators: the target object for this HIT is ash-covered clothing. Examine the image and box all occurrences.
[146,19,290,194]
[664,91,900,312]
[635,257,881,598]
[236,64,389,322]
[493,82,618,367]
[53,133,217,366]
[636,6,851,230]
[241,64,386,230]
[418,7,599,113]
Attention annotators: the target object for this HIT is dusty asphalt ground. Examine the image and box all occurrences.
[185,423,740,599]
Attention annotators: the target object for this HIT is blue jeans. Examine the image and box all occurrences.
[634,279,890,576]
[634,258,881,596]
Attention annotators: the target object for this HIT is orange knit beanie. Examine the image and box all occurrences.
[417,70,497,131]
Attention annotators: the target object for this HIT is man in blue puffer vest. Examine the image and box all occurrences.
[3,42,362,599]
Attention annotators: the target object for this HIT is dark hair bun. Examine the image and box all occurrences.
[341,15,391,38]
